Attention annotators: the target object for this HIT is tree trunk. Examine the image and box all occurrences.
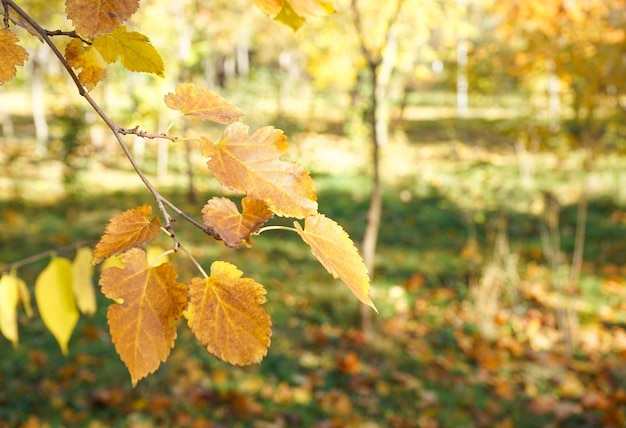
[0,87,14,137]
[360,157,382,335]
[350,0,404,337]
[31,47,49,154]
[456,0,469,118]
[360,29,397,334]
[359,61,382,335]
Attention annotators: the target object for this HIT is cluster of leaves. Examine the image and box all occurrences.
[0,249,95,353]
[489,0,626,139]
[1,0,163,89]
[0,0,374,386]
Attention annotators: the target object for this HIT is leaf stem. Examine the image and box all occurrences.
[257,225,297,235]
[157,226,208,278]
[178,244,209,279]
[163,114,184,135]
[150,249,177,266]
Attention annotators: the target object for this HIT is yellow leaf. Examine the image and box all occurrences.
[275,2,305,31]
[294,214,376,310]
[99,248,188,386]
[0,273,21,346]
[92,205,161,265]
[185,261,272,365]
[146,245,169,266]
[101,254,124,270]
[164,83,243,124]
[254,0,334,30]
[72,247,96,315]
[93,26,164,77]
[35,257,79,355]
[17,275,33,318]
[201,122,317,218]
[64,38,107,90]
[254,0,334,25]
[201,197,273,248]
[65,0,140,39]
[0,28,29,84]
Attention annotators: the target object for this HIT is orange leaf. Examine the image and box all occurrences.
[164,83,243,124]
[0,28,29,85]
[99,249,188,386]
[92,205,161,265]
[201,197,273,248]
[64,38,107,90]
[201,122,317,218]
[295,214,375,310]
[65,0,140,39]
[185,261,272,365]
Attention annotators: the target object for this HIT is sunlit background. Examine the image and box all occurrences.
[1,0,626,426]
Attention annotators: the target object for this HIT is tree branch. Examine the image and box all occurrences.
[350,0,405,67]
[0,241,93,274]
[46,29,91,44]
[119,126,179,141]
[2,1,9,28]
[349,0,376,67]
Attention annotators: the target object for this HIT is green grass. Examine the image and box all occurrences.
[1,110,626,427]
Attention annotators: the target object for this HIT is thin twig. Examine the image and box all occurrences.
[0,240,93,273]
[161,198,216,237]
[177,244,209,279]
[350,0,405,67]
[119,126,179,141]
[570,184,588,290]
[3,1,9,28]
[46,29,90,44]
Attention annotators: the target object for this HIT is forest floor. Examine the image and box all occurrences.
[1,106,626,427]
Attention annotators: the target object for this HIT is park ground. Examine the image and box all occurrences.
[1,92,626,427]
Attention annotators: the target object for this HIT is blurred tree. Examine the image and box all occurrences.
[479,0,626,352]
[345,0,405,335]
[7,0,67,153]
[491,0,626,145]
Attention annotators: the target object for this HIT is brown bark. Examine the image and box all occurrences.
[350,0,404,337]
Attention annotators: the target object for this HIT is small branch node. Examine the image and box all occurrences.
[46,29,90,44]
[119,126,179,141]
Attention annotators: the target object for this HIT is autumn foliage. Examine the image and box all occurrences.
[0,0,373,386]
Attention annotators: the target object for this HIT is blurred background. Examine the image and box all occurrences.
[1,0,626,426]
